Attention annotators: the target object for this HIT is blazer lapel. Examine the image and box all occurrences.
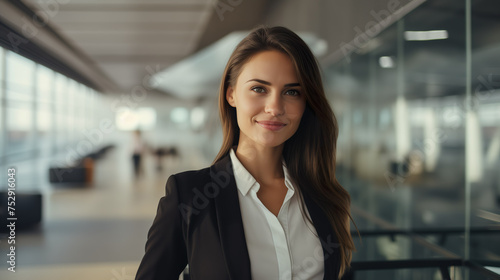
[303,193,341,280]
[211,155,252,280]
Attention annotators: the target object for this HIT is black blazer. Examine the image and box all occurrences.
[136,153,341,280]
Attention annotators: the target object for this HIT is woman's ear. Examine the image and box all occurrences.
[226,86,236,107]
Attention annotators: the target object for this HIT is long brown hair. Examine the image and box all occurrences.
[213,26,355,278]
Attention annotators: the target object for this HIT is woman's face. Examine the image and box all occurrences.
[226,50,306,149]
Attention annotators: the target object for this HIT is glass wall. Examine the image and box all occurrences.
[323,0,499,278]
[36,64,54,157]
[0,47,105,191]
[469,0,500,271]
[5,50,36,157]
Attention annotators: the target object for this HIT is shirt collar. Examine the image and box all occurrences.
[229,147,295,196]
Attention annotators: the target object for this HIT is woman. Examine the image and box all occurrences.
[136,26,355,280]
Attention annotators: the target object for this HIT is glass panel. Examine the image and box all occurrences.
[401,0,466,236]
[5,51,35,101]
[352,234,455,262]
[54,73,67,148]
[324,0,470,270]
[352,266,464,280]
[466,266,500,280]
[0,47,4,160]
[36,64,53,102]
[469,0,500,265]
[35,64,54,156]
[0,47,4,85]
[87,89,93,129]
[37,101,52,155]
[6,100,33,154]
[66,79,76,143]
[77,85,87,132]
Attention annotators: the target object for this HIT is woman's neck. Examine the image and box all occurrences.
[234,143,284,186]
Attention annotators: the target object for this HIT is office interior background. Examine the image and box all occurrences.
[0,0,499,279]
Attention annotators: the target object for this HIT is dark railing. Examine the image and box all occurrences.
[343,258,500,280]
[343,258,463,280]
[346,204,500,279]
[354,226,500,238]
[343,225,500,279]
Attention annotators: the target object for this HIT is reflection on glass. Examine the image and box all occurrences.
[470,0,500,265]
[466,111,483,183]
[324,0,480,272]
[331,0,500,276]
[423,108,439,172]
[394,96,411,162]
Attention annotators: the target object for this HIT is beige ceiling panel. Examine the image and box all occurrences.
[62,32,195,45]
[100,61,176,70]
[79,43,192,56]
[54,21,201,32]
[24,0,210,6]
[59,29,196,36]
[99,68,141,90]
[19,0,215,91]
[92,54,182,63]
[47,11,206,23]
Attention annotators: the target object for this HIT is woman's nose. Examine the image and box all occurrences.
[264,93,285,116]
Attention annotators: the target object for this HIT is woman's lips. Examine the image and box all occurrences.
[256,121,286,131]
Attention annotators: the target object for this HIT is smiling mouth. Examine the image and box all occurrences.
[256,121,286,131]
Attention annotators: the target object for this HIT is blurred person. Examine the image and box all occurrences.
[136,26,355,280]
[131,129,145,177]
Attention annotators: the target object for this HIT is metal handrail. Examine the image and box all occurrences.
[348,205,500,279]
[352,226,500,237]
[342,258,500,280]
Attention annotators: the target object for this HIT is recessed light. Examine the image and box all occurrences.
[379,56,395,68]
[404,30,448,41]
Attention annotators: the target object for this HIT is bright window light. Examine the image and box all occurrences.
[137,107,156,129]
[394,97,411,162]
[190,107,206,129]
[116,107,156,131]
[171,107,189,124]
[466,111,483,182]
[116,107,139,131]
[404,30,448,41]
[379,56,395,68]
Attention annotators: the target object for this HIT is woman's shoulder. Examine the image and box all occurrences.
[168,166,212,190]
[164,155,234,200]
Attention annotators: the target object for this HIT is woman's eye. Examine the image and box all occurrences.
[285,89,300,96]
[251,87,266,93]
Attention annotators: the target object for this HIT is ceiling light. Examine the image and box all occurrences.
[379,56,395,68]
[404,30,448,41]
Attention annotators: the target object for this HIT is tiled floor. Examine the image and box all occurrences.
[0,142,209,280]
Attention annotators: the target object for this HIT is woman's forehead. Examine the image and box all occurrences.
[236,50,298,85]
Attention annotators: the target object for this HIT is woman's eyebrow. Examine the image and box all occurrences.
[245,78,300,87]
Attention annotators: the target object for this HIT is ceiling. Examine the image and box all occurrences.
[21,0,215,92]
[327,0,500,103]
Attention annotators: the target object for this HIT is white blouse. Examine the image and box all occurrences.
[229,148,324,280]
